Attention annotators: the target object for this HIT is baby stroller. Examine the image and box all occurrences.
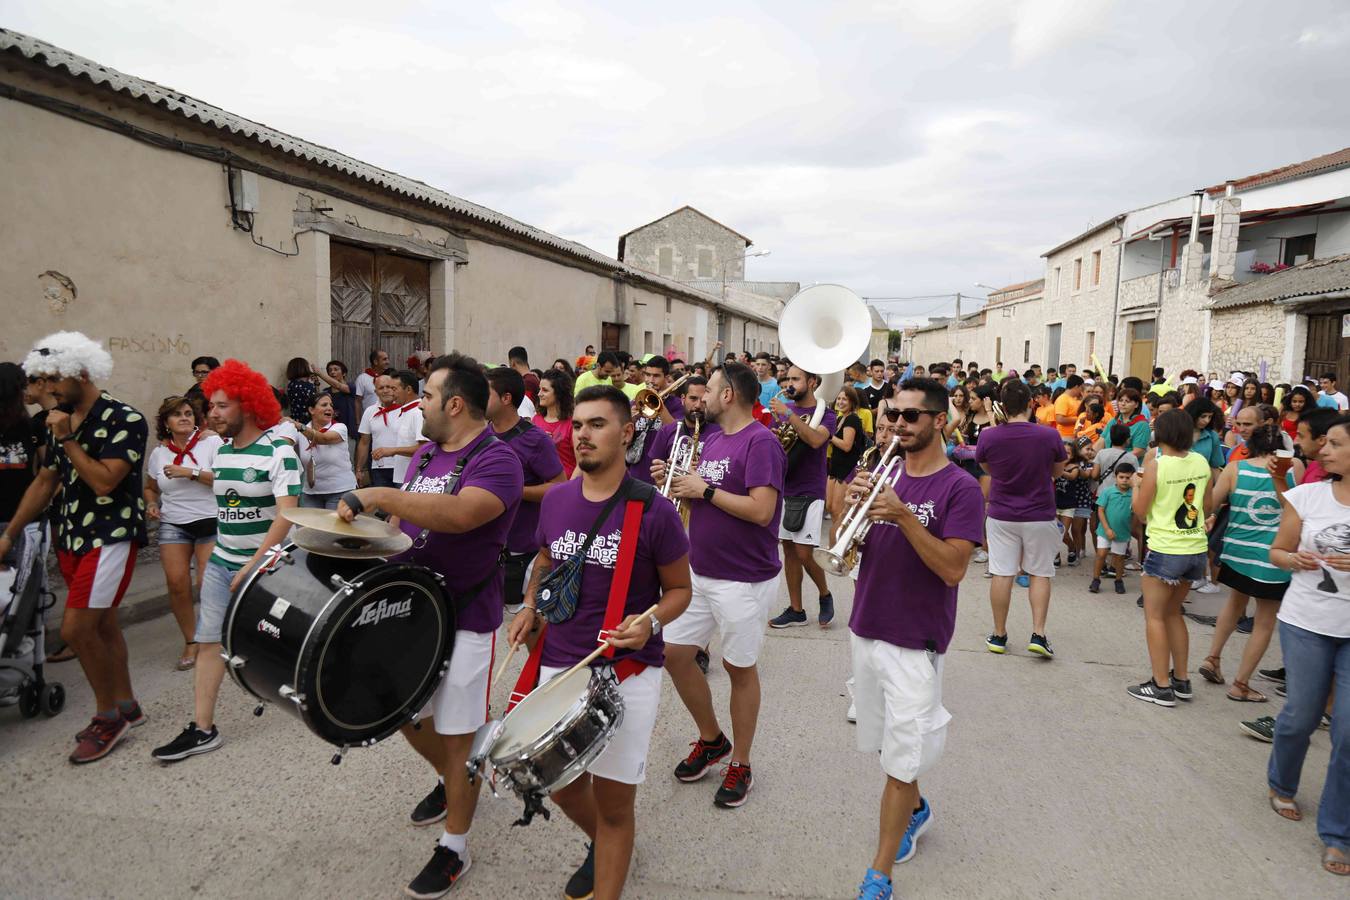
[0,520,66,718]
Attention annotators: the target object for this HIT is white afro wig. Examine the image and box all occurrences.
[22,331,113,382]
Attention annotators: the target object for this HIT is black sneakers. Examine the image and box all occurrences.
[675,733,732,782]
[768,607,807,628]
[1170,672,1193,701]
[411,781,447,826]
[564,843,595,900]
[151,722,222,762]
[818,593,835,627]
[985,633,1008,654]
[714,762,753,808]
[695,648,710,675]
[1027,634,1054,659]
[405,844,470,899]
[1089,578,1102,593]
[1127,679,1176,707]
[1258,667,1286,685]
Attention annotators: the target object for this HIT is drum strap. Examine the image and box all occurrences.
[507,495,648,712]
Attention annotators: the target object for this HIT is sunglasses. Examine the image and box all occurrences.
[882,408,943,423]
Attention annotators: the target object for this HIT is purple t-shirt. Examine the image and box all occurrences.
[688,423,786,582]
[647,419,722,483]
[394,428,523,633]
[534,479,689,669]
[975,421,1066,522]
[851,463,985,653]
[628,394,686,485]
[782,402,836,499]
[493,420,564,554]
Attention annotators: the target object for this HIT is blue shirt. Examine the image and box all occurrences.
[1317,393,1340,410]
[758,378,779,408]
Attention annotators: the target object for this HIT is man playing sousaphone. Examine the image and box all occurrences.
[508,384,691,899]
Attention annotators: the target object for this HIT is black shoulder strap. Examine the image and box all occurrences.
[622,477,658,511]
[405,432,501,549]
[570,479,636,562]
[494,419,534,443]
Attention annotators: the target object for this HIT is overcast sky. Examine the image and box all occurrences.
[7,0,1350,324]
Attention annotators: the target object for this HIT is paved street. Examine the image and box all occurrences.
[0,560,1337,899]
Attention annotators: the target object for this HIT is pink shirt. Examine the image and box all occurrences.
[532,414,576,477]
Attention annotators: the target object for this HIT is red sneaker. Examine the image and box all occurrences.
[70,714,130,764]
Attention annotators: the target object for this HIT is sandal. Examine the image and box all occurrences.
[1324,846,1350,876]
[46,645,77,663]
[1269,791,1301,821]
[1199,655,1224,685]
[176,643,198,671]
[1228,679,1267,702]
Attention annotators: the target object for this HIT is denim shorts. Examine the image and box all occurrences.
[1142,550,1208,585]
[158,519,217,546]
[195,560,236,643]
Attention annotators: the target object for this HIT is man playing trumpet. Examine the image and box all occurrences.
[847,378,985,900]
[627,356,685,484]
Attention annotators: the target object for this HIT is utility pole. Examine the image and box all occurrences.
[955,292,961,320]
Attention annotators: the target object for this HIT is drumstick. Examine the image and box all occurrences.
[492,641,520,686]
[538,604,660,696]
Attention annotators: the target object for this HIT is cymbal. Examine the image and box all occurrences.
[290,526,412,560]
[283,507,404,540]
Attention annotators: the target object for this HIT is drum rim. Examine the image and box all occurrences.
[495,687,626,795]
[308,575,451,739]
[489,668,623,769]
[222,542,295,702]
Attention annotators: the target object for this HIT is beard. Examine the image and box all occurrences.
[900,424,935,453]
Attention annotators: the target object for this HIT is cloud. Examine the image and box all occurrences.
[5,0,1350,325]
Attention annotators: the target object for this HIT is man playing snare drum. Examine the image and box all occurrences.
[508,384,691,899]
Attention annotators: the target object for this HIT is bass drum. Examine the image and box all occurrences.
[223,543,454,747]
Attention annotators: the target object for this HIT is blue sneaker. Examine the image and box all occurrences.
[895,796,932,864]
[857,868,893,899]
[1015,575,1030,588]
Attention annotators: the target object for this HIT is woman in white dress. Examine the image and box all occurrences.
[296,393,357,510]
[144,396,223,670]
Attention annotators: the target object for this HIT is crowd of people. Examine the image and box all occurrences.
[1,331,1346,896]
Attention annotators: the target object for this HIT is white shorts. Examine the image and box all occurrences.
[778,497,826,546]
[421,629,496,736]
[1096,535,1130,555]
[986,517,1060,578]
[850,634,951,783]
[539,665,662,785]
[664,572,778,667]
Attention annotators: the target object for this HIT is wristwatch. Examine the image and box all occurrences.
[190,467,201,481]
[702,486,716,502]
[648,613,662,636]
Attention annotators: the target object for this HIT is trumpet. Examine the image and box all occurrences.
[813,435,903,575]
[633,372,691,419]
[990,400,1008,425]
[659,416,702,528]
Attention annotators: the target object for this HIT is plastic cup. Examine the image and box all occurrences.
[1273,449,1294,478]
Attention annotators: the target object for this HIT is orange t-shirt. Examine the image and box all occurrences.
[1035,405,1057,427]
[1053,393,1082,439]
[1229,442,1251,463]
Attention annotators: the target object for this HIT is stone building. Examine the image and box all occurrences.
[909,147,1350,386]
[0,29,777,421]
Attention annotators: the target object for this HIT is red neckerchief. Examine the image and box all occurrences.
[306,423,332,451]
[377,400,417,426]
[364,366,379,378]
[166,429,203,466]
[1125,414,1146,427]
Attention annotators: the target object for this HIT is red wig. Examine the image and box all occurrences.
[202,359,281,428]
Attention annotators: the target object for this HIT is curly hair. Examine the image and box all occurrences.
[23,331,113,382]
[155,395,204,441]
[203,359,281,428]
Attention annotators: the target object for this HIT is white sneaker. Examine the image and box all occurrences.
[973,548,988,564]
[1125,561,1142,571]
[1191,579,1221,594]
[845,677,856,723]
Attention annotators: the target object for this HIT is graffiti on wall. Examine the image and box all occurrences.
[107,334,192,356]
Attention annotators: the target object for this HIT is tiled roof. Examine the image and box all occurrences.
[1041,215,1126,258]
[0,28,776,325]
[1207,253,1350,310]
[1205,147,1350,197]
[985,277,1044,305]
[618,205,753,245]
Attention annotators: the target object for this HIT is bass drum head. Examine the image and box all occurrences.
[298,561,454,746]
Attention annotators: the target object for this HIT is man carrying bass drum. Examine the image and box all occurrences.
[337,353,523,900]
[509,384,691,900]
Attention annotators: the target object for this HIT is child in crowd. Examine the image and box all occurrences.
[1091,463,1136,594]
[1054,441,1093,565]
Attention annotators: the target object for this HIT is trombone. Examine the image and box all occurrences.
[813,435,903,575]
[633,372,691,419]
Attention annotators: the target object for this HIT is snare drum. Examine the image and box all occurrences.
[223,543,454,747]
[477,666,625,797]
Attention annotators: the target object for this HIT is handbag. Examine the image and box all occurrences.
[782,495,814,533]
[534,481,634,625]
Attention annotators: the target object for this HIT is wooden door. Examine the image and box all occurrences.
[1304,310,1350,384]
[601,322,621,352]
[1129,319,1156,382]
[330,244,431,372]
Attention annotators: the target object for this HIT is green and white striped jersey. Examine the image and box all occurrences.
[209,430,301,570]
